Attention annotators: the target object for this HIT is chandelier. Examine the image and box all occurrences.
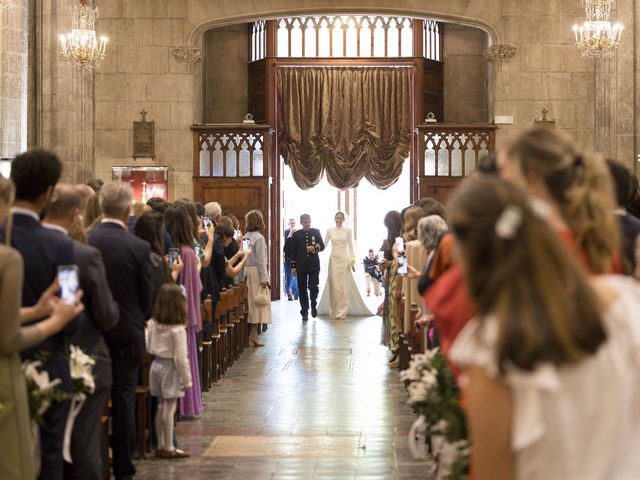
[59,0,108,68]
[573,0,623,58]
[0,0,16,12]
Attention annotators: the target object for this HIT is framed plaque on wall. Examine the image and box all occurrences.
[112,166,169,202]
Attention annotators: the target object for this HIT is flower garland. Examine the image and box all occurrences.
[401,348,470,480]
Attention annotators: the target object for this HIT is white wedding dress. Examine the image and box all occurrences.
[317,227,374,319]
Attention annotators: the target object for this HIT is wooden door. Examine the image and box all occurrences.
[419,177,462,206]
[193,178,269,231]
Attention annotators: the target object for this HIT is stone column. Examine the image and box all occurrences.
[593,0,636,169]
[34,0,96,182]
[0,0,29,158]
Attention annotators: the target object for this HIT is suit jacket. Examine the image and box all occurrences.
[618,212,640,272]
[288,228,324,273]
[71,240,120,390]
[88,221,153,359]
[1,213,83,391]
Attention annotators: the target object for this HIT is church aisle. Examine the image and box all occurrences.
[135,300,432,479]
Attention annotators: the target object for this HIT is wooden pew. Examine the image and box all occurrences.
[201,297,213,391]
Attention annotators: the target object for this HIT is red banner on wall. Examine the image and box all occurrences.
[112,166,169,203]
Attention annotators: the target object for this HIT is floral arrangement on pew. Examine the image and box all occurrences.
[400,348,470,480]
[22,357,69,473]
[63,345,96,462]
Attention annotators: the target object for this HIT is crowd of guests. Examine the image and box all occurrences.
[378,127,640,478]
[0,149,271,480]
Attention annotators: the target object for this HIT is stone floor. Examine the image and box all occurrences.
[134,299,433,479]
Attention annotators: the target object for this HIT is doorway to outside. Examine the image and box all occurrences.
[280,157,410,305]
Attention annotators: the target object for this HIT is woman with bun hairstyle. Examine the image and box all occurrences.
[448,176,640,480]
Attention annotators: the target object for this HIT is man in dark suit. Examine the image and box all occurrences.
[1,150,84,480]
[288,213,324,321]
[88,181,153,480]
[606,159,640,273]
[43,184,120,480]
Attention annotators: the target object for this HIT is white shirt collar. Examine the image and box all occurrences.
[42,222,69,236]
[101,218,126,229]
[10,206,40,222]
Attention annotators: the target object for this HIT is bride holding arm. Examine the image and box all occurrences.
[317,212,373,320]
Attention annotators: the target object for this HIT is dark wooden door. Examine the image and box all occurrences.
[419,176,463,206]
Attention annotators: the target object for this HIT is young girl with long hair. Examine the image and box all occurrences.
[448,177,640,479]
[147,283,193,459]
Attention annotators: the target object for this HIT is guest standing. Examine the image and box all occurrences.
[2,150,85,480]
[0,175,83,480]
[88,181,153,480]
[379,211,402,366]
[42,184,119,480]
[244,210,272,345]
[164,206,203,417]
[363,249,382,297]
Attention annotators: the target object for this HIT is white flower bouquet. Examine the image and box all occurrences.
[69,345,96,396]
[348,256,356,271]
[21,360,67,426]
[64,345,96,463]
[401,348,469,480]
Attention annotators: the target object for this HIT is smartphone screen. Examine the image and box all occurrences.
[397,255,408,276]
[242,238,250,251]
[202,216,211,229]
[377,251,385,263]
[396,237,405,254]
[168,248,180,267]
[57,265,79,305]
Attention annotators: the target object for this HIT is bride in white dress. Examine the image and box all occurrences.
[317,212,374,319]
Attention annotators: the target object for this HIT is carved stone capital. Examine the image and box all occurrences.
[171,45,203,64]
[484,44,517,63]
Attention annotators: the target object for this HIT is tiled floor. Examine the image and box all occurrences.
[134,299,433,479]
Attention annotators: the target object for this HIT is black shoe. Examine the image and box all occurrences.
[388,350,399,364]
[302,316,308,322]
[294,296,299,300]
[311,307,317,318]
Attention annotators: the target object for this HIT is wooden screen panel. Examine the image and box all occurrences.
[193,177,278,298]
[248,60,267,123]
[423,60,443,122]
[419,177,462,206]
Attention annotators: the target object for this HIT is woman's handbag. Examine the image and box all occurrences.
[254,285,271,306]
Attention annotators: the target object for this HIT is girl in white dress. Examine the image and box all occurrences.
[318,212,373,319]
[448,177,640,480]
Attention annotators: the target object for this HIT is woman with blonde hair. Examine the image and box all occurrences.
[0,176,84,479]
[243,209,271,346]
[448,176,640,480]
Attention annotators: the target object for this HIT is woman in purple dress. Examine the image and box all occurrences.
[165,206,203,416]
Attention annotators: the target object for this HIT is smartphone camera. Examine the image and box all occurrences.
[57,265,79,305]
[168,248,180,267]
[377,250,385,263]
[397,255,408,276]
[202,216,212,230]
[395,236,405,254]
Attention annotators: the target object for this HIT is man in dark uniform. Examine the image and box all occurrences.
[287,213,324,321]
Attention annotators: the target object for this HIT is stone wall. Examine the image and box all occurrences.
[442,23,488,123]
[25,0,639,197]
[0,0,29,158]
[204,25,249,124]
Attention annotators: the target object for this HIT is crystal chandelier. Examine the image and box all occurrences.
[0,0,17,12]
[573,0,623,58]
[59,0,108,68]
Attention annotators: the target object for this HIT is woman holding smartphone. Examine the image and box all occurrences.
[379,211,403,367]
[243,210,271,346]
[0,176,84,480]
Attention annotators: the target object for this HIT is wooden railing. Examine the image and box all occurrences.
[192,124,273,178]
[416,124,497,177]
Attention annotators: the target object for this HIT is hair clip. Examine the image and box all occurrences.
[495,205,523,240]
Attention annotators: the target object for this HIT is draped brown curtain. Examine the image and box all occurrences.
[277,67,413,190]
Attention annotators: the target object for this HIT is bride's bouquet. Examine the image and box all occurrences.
[348,256,356,271]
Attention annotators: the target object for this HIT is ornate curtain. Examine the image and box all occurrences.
[277,67,413,190]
